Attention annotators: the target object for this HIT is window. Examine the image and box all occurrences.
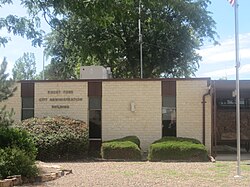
[22,97,34,108]
[21,83,34,120]
[89,110,101,138]
[22,97,34,120]
[89,97,102,110]
[89,97,102,139]
[22,109,34,120]
[162,96,176,137]
[162,96,176,121]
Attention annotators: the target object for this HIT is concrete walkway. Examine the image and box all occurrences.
[216,153,250,161]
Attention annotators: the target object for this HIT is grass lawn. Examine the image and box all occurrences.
[122,161,250,186]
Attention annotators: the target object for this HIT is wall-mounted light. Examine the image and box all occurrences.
[232,89,236,97]
[130,101,136,112]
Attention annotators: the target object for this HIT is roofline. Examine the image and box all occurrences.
[18,77,211,83]
[213,80,250,90]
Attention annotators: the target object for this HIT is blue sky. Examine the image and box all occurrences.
[0,0,250,80]
[196,0,250,79]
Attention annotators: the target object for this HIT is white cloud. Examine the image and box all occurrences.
[200,64,250,79]
[198,33,250,65]
[196,32,250,79]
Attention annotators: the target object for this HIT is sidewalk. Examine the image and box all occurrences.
[216,153,250,161]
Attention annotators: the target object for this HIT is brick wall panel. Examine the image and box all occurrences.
[102,81,162,151]
[35,82,88,122]
[176,80,212,153]
[0,83,21,122]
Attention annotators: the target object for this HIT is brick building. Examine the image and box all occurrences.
[1,78,216,153]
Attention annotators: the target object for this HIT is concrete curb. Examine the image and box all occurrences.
[0,175,22,187]
[0,170,72,187]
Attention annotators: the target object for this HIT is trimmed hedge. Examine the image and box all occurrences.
[101,136,141,160]
[104,136,141,147]
[0,127,38,179]
[148,137,208,161]
[17,116,89,161]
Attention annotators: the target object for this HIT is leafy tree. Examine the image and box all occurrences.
[35,0,217,78]
[0,57,16,127]
[12,52,36,80]
[0,0,218,78]
[0,1,41,124]
[35,62,65,80]
[0,0,44,47]
[0,57,16,102]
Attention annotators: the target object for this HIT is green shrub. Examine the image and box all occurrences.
[101,136,141,160]
[0,127,38,179]
[0,106,14,128]
[0,147,38,179]
[153,136,202,144]
[17,116,89,161]
[104,136,141,147]
[148,137,208,161]
[0,127,37,160]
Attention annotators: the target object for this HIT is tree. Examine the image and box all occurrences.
[0,57,16,126]
[0,1,44,47]
[0,0,218,78]
[35,62,66,80]
[0,1,41,126]
[0,0,50,96]
[12,52,36,80]
[0,58,16,102]
[38,0,218,78]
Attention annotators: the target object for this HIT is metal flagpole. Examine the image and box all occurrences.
[43,50,45,80]
[234,0,241,178]
[138,0,143,78]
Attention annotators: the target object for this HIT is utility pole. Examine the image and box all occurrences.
[138,0,143,78]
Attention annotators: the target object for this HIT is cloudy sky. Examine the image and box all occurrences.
[196,0,250,80]
[0,0,250,80]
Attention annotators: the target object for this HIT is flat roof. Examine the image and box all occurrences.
[213,80,250,90]
[18,77,211,83]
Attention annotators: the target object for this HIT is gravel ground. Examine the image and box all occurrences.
[24,160,250,187]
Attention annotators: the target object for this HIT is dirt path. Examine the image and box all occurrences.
[23,160,250,187]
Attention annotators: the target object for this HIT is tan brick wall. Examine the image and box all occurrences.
[102,81,162,151]
[0,80,213,153]
[35,82,88,122]
[176,80,212,153]
[0,83,21,122]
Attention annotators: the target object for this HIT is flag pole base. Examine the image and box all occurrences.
[234,175,242,178]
